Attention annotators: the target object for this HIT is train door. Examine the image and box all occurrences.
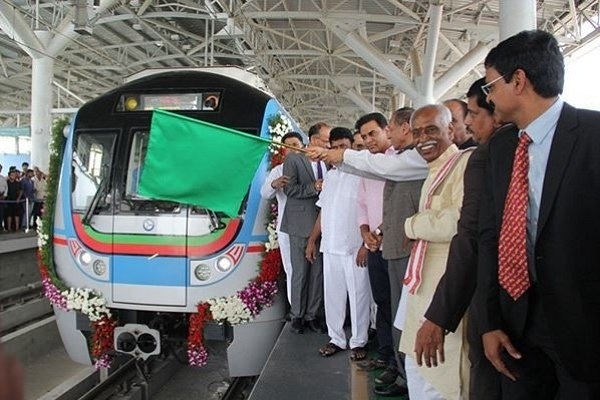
[111,129,188,307]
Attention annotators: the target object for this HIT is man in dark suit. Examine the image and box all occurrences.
[476,30,600,399]
[414,78,503,400]
[281,124,329,334]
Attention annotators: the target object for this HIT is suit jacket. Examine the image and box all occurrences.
[381,179,424,260]
[476,103,600,382]
[280,152,321,238]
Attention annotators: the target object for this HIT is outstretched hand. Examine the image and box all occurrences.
[482,329,521,381]
[415,319,445,367]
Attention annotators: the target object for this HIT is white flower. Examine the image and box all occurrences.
[62,287,110,321]
[208,295,252,325]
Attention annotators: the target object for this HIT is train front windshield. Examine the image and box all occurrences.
[71,132,116,214]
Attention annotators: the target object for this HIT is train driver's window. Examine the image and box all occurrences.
[71,132,116,212]
[126,131,149,197]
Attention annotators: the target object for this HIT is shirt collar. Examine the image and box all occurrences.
[521,97,563,143]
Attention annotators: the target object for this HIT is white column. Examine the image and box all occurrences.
[30,30,54,172]
[499,0,537,40]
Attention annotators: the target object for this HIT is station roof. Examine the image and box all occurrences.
[0,0,598,128]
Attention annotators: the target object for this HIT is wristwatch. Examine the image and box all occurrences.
[374,227,383,236]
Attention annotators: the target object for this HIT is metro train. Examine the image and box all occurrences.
[52,68,299,376]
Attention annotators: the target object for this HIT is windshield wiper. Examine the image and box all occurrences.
[82,177,108,226]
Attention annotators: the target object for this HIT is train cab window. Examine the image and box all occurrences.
[126,131,148,197]
[71,132,117,213]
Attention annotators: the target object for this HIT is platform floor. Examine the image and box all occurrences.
[249,321,406,400]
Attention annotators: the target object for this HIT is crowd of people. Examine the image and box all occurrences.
[0,162,46,232]
[262,30,600,399]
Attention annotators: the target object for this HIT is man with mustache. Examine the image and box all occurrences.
[398,104,473,399]
[414,78,504,400]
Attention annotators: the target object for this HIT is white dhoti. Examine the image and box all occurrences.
[399,244,470,400]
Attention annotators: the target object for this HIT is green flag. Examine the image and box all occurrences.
[138,109,270,217]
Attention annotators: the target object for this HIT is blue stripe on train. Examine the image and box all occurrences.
[112,255,187,286]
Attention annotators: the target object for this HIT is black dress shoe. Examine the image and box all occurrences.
[373,383,408,397]
[306,319,327,333]
[291,318,304,334]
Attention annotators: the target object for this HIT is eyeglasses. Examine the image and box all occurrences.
[481,75,506,96]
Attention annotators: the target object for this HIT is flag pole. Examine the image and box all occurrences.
[269,140,309,154]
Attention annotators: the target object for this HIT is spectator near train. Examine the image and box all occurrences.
[414,78,504,400]
[0,164,7,232]
[305,127,370,361]
[32,167,47,229]
[397,104,473,400]
[444,99,476,149]
[260,131,305,307]
[5,169,23,232]
[280,122,330,334]
[20,169,34,229]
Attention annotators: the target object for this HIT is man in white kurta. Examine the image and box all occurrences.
[260,132,305,304]
[306,128,371,354]
[398,105,473,400]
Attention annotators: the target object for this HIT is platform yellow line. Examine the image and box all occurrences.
[350,361,370,400]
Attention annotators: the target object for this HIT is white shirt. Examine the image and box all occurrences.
[260,164,287,231]
[340,147,428,182]
[316,168,362,255]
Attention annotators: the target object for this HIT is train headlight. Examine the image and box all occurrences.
[78,251,92,266]
[116,332,137,352]
[137,333,157,354]
[92,260,107,276]
[194,264,211,281]
[216,256,233,272]
[114,324,160,360]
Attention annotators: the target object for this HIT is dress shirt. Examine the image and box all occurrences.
[311,160,326,180]
[259,164,287,230]
[521,98,563,244]
[356,147,397,231]
[316,168,362,255]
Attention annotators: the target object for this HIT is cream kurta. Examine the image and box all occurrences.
[399,144,472,400]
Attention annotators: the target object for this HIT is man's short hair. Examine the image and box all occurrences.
[308,122,331,139]
[466,78,495,114]
[484,29,564,98]
[390,107,414,126]
[282,131,304,145]
[355,112,388,131]
[329,127,354,144]
[443,99,468,120]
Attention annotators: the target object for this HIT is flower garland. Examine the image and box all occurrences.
[186,112,290,366]
[37,118,117,369]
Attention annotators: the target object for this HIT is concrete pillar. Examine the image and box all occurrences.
[30,31,54,172]
[499,0,537,40]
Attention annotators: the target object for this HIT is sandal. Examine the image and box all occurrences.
[350,346,367,361]
[319,343,344,357]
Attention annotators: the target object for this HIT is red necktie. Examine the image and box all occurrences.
[498,132,532,300]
